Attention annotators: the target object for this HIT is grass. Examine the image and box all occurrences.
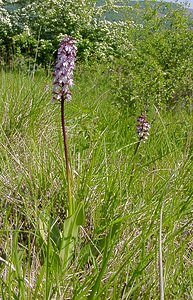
[0,65,192,299]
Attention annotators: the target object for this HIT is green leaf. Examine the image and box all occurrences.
[59,203,85,268]
[38,218,48,245]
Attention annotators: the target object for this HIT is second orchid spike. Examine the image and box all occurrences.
[136,112,151,142]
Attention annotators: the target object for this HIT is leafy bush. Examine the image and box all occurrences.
[111,2,193,110]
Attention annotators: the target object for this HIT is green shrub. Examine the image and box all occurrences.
[111,2,193,110]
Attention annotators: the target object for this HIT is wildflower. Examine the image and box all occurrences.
[136,112,151,142]
[52,35,77,102]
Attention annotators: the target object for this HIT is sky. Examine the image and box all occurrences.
[188,0,193,7]
[165,0,193,8]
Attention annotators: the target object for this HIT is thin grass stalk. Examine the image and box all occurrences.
[159,203,164,300]
[46,220,51,299]
[88,227,114,300]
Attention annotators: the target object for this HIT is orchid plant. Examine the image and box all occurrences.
[53,35,77,216]
[39,36,84,270]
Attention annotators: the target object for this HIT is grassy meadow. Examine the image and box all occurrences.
[0,65,193,299]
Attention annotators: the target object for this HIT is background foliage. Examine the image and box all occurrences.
[0,0,135,64]
[0,0,192,64]
[112,5,193,110]
[1,0,193,110]
[0,0,193,298]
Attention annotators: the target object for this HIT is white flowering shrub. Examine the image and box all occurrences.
[0,1,13,63]
[0,0,137,65]
[0,1,12,34]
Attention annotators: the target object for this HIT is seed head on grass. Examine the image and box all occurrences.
[52,35,77,102]
[136,112,151,142]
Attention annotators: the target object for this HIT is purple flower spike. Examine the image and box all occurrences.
[52,35,77,102]
[136,112,151,142]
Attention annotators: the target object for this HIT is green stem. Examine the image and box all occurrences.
[61,96,73,216]
[128,141,140,190]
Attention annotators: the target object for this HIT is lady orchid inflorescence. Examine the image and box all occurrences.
[136,112,151,142]
[52,35,77,102]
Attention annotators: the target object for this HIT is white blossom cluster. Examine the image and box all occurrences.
[0,0,139,61]
[0,5,12,35]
